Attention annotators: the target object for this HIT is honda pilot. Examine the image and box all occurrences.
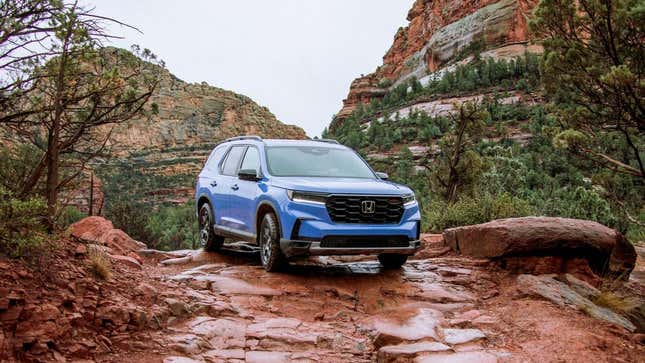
[195,136,421,271]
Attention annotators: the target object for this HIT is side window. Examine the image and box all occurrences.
[240,147,260,173]
[205,146,226,172]
[221,146,246,176]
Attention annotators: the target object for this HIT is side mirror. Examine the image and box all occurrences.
[238,169,261,181]
[376,172,389,180]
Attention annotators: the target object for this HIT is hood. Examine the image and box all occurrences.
[269,177,413,195]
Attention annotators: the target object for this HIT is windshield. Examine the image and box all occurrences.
[266,146,376,178]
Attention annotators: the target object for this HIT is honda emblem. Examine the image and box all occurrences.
[361,200,376,214]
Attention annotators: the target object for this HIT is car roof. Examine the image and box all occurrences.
[264,139,347,148]
[222,138,348,149]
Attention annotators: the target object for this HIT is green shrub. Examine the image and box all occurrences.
[0,144,44,195]
[0,186,47,258]
[423,193,534,232]
[58,206,86,228]
[625,207,645,244]
[104,198,151,243]
[145,201,198,251]
[532,186,617,228]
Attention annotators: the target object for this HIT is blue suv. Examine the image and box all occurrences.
[195,136,421,271]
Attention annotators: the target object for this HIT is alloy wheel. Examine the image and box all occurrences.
[199,208,210,247]
[260,223,272,265]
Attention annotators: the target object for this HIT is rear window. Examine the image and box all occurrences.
[204,146,226,172]
[221,146,246,176]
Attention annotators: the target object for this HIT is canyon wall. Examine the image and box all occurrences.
[337,0,539,120]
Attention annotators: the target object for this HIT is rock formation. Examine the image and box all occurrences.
[101,47,306,156]
[336,0,539,120]
[443,217,637,279]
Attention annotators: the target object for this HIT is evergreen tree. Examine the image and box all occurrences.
[532,0,644,179]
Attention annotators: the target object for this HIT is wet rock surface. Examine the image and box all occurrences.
[125,239,642,362]
[1,233,643,362]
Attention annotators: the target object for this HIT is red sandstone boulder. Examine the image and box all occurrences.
[443,217,636,278]
[109,254,142,269]
[69,216,146,255]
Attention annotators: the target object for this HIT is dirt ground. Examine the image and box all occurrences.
[101,237,643,363]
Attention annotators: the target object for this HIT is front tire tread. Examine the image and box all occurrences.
[259,212,287,272]
[199,203,224,252]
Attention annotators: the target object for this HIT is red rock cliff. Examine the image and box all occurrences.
[336,0,538,121]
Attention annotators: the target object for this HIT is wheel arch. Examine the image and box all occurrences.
[255,200,283,241]
[196,194,213,220]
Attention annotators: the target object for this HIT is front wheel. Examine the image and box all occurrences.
[199,203,224,251]
[378,254,408,269]
[259,212,287,272]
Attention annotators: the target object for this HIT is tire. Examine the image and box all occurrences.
[199,203,224,251]
[378,254,408,269]
[259,212,287,272]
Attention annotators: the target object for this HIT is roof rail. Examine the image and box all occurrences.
[314,138,340,144]
[224,135,263,143]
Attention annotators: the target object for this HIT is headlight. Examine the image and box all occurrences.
[287,190,327,205]
[402,193,416,206]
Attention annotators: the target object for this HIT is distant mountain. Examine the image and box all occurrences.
[103,47,306,157]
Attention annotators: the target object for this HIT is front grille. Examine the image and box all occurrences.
[325,195,404,224]
[320,235,409,248]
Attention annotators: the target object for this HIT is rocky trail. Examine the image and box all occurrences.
[1,218,643,362]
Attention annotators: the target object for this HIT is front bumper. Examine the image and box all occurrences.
[276,196,422,258]
[280,238,421,258]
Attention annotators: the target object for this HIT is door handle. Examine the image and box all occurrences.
[210,180,217,187]
[231,184,239,191]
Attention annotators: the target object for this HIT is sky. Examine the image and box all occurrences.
[87,0,413,137]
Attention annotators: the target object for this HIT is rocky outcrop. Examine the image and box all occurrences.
[0,236,194,362]
[336,0,539,121]
[443,217,637,278]
[337,73,387,119]
[70,216,146,256]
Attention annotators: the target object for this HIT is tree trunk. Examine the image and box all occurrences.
[89,172,94,216]
[44,23,72,231]
[445,106,468,204]
[45,125,59,230]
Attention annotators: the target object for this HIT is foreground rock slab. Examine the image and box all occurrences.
[415,350,499,363]
[443,217,636,277]
[378,342,450,362]
[517,274,636,332]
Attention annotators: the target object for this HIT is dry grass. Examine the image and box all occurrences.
[88,245,111,280]
[593,291,640,314]
[592,281,644,331]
